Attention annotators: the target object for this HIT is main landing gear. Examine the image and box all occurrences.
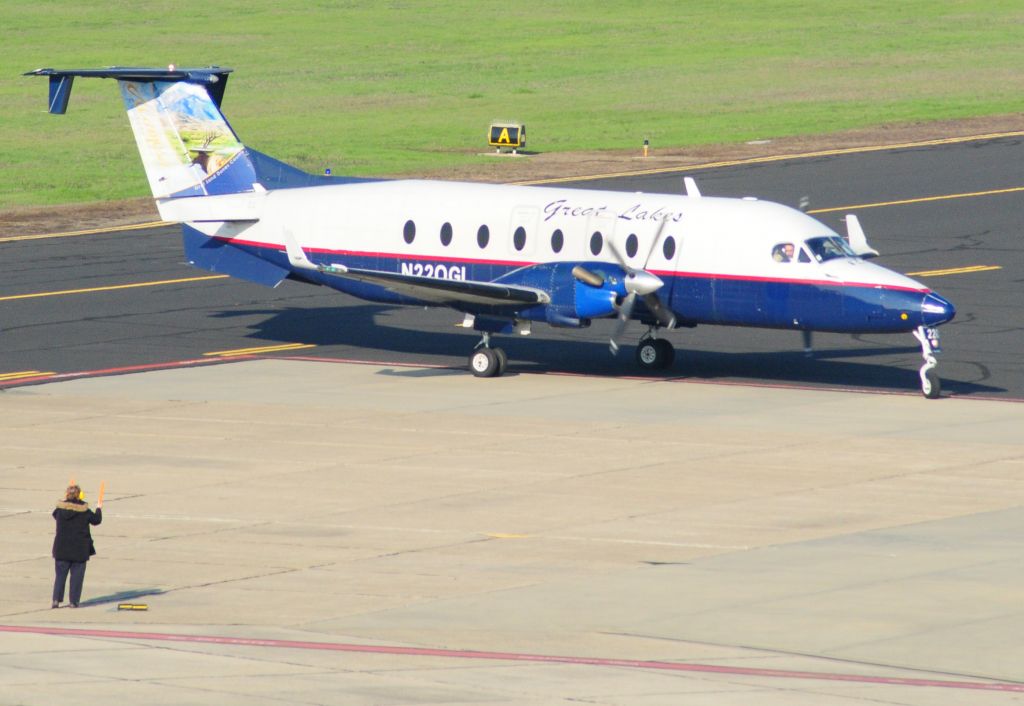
[912,325,942,399]
[635,331,675,371]
[468,332,508,378]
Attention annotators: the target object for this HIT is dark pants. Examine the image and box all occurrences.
[53,560,87,605]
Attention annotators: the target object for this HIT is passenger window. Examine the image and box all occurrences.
[440,222,452,246]
[772,242,795,262]
[403,220,416,244]
[590,231,603,256]
[477,224,490,248]
[625,233,638,258]
[513,226,527,251]
[663,236,676,260]
[551,228,564,253]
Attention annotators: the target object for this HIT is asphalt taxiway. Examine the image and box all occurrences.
[1,132,1022,397]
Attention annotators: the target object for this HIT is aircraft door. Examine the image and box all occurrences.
[654,218,685,319]
[585,211,619,262]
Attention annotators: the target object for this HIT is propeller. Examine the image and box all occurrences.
[607,218,676,354]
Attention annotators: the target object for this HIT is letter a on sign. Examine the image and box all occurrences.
[498,127,511,144]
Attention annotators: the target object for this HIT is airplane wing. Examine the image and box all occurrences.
[325,266,550,306]
[284,236,549,307]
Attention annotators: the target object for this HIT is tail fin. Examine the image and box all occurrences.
[27,66,259,199]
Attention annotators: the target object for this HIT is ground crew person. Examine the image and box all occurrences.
[51,484,102,608]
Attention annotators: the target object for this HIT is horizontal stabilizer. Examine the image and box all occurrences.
[25,67,232,112]
[183,226,288,288]
[157,191,264,223]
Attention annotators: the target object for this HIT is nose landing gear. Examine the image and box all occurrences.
[635,330,675,371]
[912,325,942,399]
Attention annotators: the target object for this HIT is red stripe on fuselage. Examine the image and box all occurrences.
[214,236,930,293]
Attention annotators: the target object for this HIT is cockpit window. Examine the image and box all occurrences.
[805,236,856,262]
[771,242,796,263]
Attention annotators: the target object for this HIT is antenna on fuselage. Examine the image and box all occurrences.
[844,215,880,258]
[683,176,701,197]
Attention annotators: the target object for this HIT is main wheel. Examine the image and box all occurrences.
[921,367,941,399]
[653,338,675,370]
[636,338,674,371]
[470,348,501,378]
[493,347,508,375]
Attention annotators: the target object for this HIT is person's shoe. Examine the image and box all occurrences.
[51,601,60,609]
[69,603,78,608]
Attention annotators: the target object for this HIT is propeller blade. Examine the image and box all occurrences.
[642,217,669,269]
[642,293,676,329]
[606,237,629,271]
[572,265,604,287]
[609,291,636,355]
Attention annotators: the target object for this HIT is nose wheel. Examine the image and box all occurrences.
[912,326,942,399]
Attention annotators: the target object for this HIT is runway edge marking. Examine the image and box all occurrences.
[1,625,1022,692]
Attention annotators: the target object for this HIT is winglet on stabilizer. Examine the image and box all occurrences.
[845,215,879,258]
[283,232,318,271]
[283,232,348,274]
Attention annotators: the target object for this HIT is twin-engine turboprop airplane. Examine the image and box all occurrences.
[27,66,955,397]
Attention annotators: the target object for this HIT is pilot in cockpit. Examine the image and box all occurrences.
[772,242,795,263]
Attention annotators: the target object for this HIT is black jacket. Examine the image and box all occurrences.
[52,500,102,562]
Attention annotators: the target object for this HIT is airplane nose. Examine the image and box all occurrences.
[922,292,955,327]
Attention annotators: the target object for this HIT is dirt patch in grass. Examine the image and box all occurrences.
[2,114,1020,238]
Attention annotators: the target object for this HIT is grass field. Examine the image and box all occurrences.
[3,1,1024,208]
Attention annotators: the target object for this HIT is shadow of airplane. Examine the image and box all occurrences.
[210,304,1003,397]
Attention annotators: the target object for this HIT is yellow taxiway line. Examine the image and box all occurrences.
[907,265,1003,277]
[0,370,56,381]
[807,186,1024,214]
[0,274,229,302]
[203,343,317,357]
[514,130,1024,186]
[0,220,170,244]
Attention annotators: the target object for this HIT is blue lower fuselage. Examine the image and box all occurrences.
[190,231,955,335]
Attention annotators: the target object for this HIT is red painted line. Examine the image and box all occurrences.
[2,352,1022,403]
[1,625,1021,692]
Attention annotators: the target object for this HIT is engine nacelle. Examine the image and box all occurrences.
[573,280,618,319]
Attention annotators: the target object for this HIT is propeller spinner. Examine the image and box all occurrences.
[607,218,676,354]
